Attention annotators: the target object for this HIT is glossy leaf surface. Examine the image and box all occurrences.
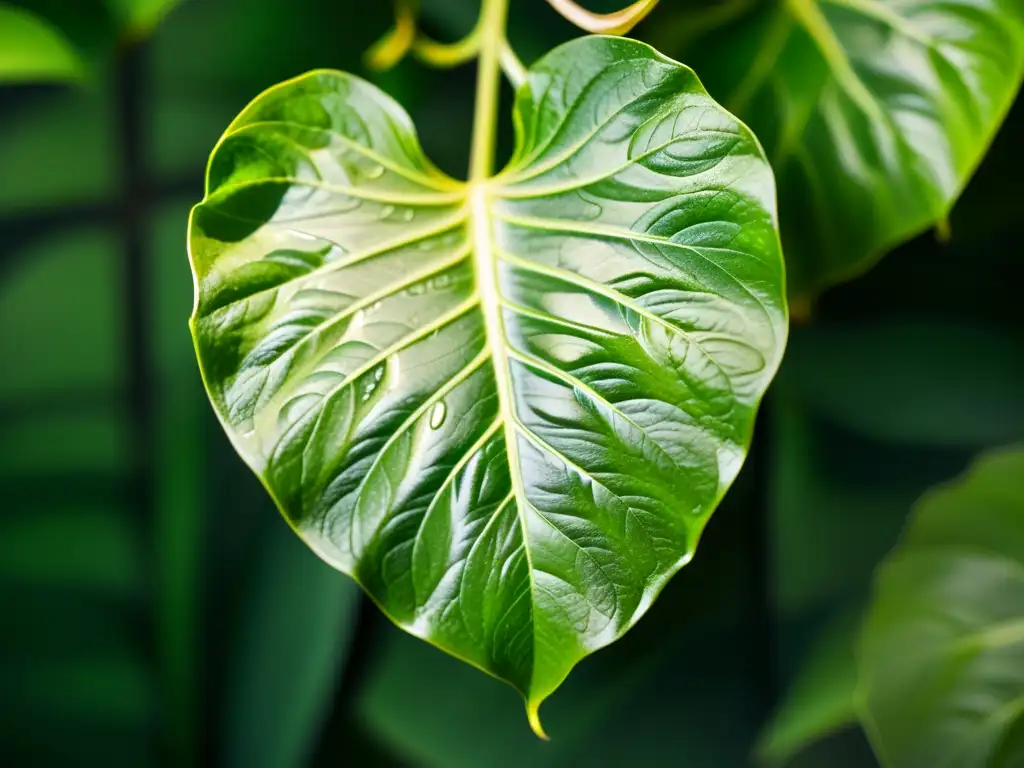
[188,35,787,728]
[860,447,1024,767]
[682,0,1024,295]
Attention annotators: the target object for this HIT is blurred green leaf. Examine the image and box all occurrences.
[223,524,361,768]
[0,228,122,398]
[8,0,119,58]
[995,716,1024,768]
[0,654,153,764]
[0,4,84,83]
[5,655,152,726]
[0,221,144,763]
[148,0,391,99]
[358,621,758,767]
[758,610,861,766]
[673,0,1024,296]
[149,201,219,764]
[0,508,140,594]
[769,376,924,618]
[357,628,596,767]
[787,322,1024,449]
[105,0,184,37]
[0,88,115,213]
[0,411,126,477]
[859,446,1024,767]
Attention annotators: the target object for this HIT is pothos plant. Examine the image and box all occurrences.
[186,0,1023,739]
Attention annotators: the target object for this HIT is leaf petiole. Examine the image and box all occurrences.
[365,0,418,70]
[469,0,510,181]
[499,40,526,87]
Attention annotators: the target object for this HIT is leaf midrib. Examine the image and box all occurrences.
[786,0,886,125]
[469,182,541,703]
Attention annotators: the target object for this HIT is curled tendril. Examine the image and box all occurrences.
[366,0,522,85]
[366,0,482,71]
[365,0,419,70]
[545,0,661,34]
[412,23,482,68]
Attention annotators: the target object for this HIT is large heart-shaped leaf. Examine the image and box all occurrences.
[859,447,1024,767]
[188,35,787,731]
[674,0,1024,295]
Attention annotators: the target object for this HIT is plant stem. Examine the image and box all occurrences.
[500,41,527,87]
[365,0,418,70]
[469,0,509,181]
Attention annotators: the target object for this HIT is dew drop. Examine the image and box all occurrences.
[400,208,415,222]
[378,204,396,220]
[365,164,385,180]
[429,400,447,429]
[406,282,427,296]
[360,365,386,402]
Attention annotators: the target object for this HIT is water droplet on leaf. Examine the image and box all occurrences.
[429,400,447,429]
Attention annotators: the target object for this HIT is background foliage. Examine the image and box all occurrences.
[0,0,1021,765]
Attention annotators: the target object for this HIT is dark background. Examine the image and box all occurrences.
[1,0,1022,765]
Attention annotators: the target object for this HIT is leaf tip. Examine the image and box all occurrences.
[527,701,549,741]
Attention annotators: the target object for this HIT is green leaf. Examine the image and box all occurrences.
[684,0,1024,295]
[222,524,360,768]
[0,508,140,595]
[105,0,184,36]
[188,35,787,732]
[758,610,862,766]
[769,371,925,617]
[859,447,1024,767]
[0,412,125,477]
[0,228,123,399]
[359,615,759,766]
[0,4,84,83]
[0,85,116,213]
[357,619,666,767]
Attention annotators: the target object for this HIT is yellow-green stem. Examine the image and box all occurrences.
[469,0,509,181]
